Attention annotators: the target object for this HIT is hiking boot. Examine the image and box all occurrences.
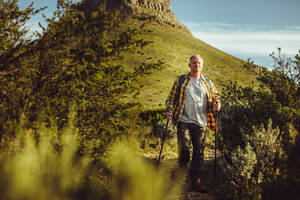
[191,176,208,193]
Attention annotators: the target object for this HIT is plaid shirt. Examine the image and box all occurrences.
[166,73,221,131]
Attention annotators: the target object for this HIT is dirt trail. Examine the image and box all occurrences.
[143,151,220,200]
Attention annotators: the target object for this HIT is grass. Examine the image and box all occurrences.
[118,17,260,108]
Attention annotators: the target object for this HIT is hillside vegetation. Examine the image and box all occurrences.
[120,17,259,107]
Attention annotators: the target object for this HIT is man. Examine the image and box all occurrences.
[166,54,221,192]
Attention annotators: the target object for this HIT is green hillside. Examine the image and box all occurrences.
[119,17,258,108]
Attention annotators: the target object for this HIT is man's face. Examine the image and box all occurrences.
[189,56,203,73]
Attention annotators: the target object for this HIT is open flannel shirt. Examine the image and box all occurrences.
[166,73,221,131]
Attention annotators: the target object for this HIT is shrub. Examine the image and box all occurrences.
[137,107,178,155]
[218,49,300,199]
[220,120,283,200]
[138,107,167,126]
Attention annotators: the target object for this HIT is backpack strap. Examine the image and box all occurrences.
[176,74,186,97]
[203,76,211,90]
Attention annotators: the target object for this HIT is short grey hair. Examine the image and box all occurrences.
[189,54,203,64]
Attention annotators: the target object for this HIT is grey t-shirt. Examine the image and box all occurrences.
[179,77,207,127]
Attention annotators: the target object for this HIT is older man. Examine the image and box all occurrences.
[166,54,221,192]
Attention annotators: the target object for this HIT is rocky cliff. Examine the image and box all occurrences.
[78,0,187,29]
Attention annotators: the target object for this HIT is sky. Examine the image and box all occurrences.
[170,0,300,67]
[18,0,300,67]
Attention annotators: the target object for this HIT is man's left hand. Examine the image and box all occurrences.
[213,102,221,112]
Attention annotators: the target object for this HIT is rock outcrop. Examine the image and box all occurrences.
[78,0,187,29]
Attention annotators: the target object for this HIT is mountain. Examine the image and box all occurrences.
[77,0,259,108]
[78,0,184,28]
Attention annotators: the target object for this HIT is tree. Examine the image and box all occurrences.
[259,48,300,108]
[0,0,164,158]
[0,0,43,138]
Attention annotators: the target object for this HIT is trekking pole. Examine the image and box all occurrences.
[214,111,219,181]
[156,120,169,167]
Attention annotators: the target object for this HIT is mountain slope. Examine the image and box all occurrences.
[78,0,259,108]
[121,18,258,107]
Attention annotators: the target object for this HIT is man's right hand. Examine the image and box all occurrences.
[166,111,173,120]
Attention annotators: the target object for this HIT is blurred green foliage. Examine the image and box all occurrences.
[0,122,182,200]
[0,122,94,200]
[106,142,182,200]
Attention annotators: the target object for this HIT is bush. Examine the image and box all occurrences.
[137,107,178,155]
[220,120,283,200]
[217,49,300,199]
[138,107,167,126]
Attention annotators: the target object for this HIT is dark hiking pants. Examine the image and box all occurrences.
[177,121,206,174]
